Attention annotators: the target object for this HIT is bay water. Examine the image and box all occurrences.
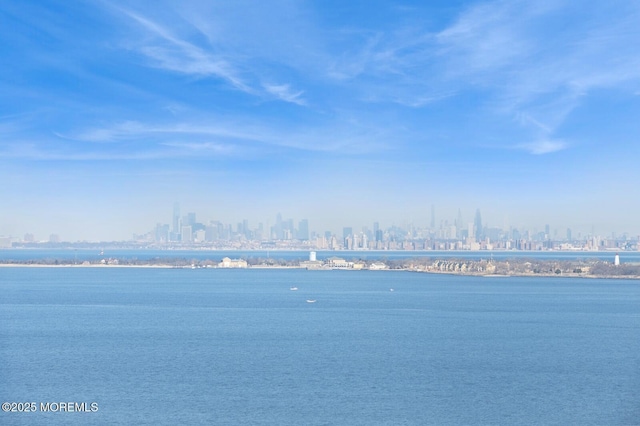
[1,268,639,425]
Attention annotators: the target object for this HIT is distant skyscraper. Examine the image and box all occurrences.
[155,223,169,242]
[285,218,294,240]
[455,209,464,238]
[243,219,249,238]
[566,228,572,241]
[172,202,180,235]
[186,212,196,227]
[274,213,284,240]
[298,219,309,240]
[181,225,192,243]
[474,209,483,240]
[343,227,353,239]
[205,225,216,242]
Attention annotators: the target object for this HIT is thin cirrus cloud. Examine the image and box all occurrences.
[66,121,266,144]
[517,139,567,155]
[262,83,306,106]
[321,0,640,154]
[102,0,640,160]
[112,4,306,106]
[434,0,640,139]
[114,6,251,92]
[55,116,394,157]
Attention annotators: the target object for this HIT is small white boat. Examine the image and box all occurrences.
[290,287,298,291]
[306,299,317,303]
[389,288,394,292]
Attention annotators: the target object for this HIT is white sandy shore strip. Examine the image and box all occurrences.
[0,263,638,279]
[0,263,175,268]
[0,263,303,269]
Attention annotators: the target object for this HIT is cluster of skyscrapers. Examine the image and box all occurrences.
[3,203,636,251]
[145,203,310,245]
[129,204,639,252]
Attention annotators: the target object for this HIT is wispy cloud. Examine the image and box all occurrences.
[317,0,640,153]
[55,114,395,157]
[436,0,555,76]
[114,6,252,93]
[434,0,640,150]
[517,139,567,155]
[63,121,264,144]
[0,140,169,161]
[112,4,306,106]
[160,141,235,155]
[262,83,306,105]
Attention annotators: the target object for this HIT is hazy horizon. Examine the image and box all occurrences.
[2,1,640,241]
[4,202,637,243]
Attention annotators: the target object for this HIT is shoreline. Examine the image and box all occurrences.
[414,269,640,280]
[0,262,639,280]
[0,263,176,268]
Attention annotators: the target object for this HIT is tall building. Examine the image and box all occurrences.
[343,227,353,239]
[172,203,180,235]
[243,219,249,238]
[169,203,181,241]
[186,212,196,227]
[155,224,169,242]
[205,225,217,242]
[297,219,309,240]
[181,225,193,243]
[455,209,464,238]
[474,209,483,241]
[273,213,284,240]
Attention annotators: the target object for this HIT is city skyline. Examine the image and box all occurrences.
[6,203,639,246]
[2,1,640,241]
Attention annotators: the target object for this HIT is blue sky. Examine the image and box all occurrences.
[1,0,640,241]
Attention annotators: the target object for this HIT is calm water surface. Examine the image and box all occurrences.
[1,268,639,425]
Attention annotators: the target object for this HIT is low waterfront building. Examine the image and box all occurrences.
[0,236,11,248]
[300,260,324,269]
[369,262,388,270]
[218,257,248,268]
[326,257,353,269]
